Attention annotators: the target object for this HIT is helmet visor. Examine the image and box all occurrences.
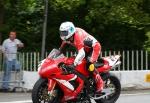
[60,31,68,37]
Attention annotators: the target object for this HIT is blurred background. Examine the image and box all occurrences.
[0,0,150,72]
[0,0,150,51]
[0,0,150,103]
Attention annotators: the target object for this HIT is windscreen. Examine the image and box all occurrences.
[47,49,65,59]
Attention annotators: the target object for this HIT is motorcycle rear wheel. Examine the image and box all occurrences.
[32,78,61,103]
[96,73,121,103]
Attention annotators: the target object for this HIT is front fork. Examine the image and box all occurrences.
[47,79,56,94]
[48,79,56,91]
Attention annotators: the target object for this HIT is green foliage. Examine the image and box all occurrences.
[0,0,150,51]
[144,32,150,52]
[1,0,44,51]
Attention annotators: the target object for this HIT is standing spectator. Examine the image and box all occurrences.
[0,31,24,92]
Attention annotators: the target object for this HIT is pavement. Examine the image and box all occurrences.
[0,90,150,103]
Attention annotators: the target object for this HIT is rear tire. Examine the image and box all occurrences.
[32,78,61,103]
[97,73,121,103]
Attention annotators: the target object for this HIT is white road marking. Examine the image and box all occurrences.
[0,100,32,103]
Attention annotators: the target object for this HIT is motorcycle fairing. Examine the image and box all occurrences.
[38,49,121,102]
[39,58,66,78]
[50,75,84,102]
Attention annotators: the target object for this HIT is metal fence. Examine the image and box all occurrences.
[0,50,149,71]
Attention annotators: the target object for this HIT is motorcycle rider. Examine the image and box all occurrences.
[59,21,103,93]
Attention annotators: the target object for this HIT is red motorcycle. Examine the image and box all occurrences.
[32,49,121,103]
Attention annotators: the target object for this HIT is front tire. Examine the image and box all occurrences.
[32,78,61,103]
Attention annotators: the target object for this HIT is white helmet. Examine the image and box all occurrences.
[59,21,76,40]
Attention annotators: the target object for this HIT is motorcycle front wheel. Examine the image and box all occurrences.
[32,78,61,103]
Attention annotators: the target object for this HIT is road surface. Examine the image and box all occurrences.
[0,90,150,103]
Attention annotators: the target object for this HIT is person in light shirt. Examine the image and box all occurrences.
[1,31,24,92]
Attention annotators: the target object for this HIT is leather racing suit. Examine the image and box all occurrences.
[60,27,103,92]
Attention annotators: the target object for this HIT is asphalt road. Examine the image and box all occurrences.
[0,90,150,103]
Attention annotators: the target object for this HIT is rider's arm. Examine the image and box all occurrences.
[74,47,85,66]
[74,34,85,66]
[59,41,66,52]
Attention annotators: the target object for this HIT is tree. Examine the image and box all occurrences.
[47,0,150,50]
[0,0,150,51]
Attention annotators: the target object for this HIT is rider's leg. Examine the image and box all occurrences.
[90,42,104,92]
[93,69,104,92]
